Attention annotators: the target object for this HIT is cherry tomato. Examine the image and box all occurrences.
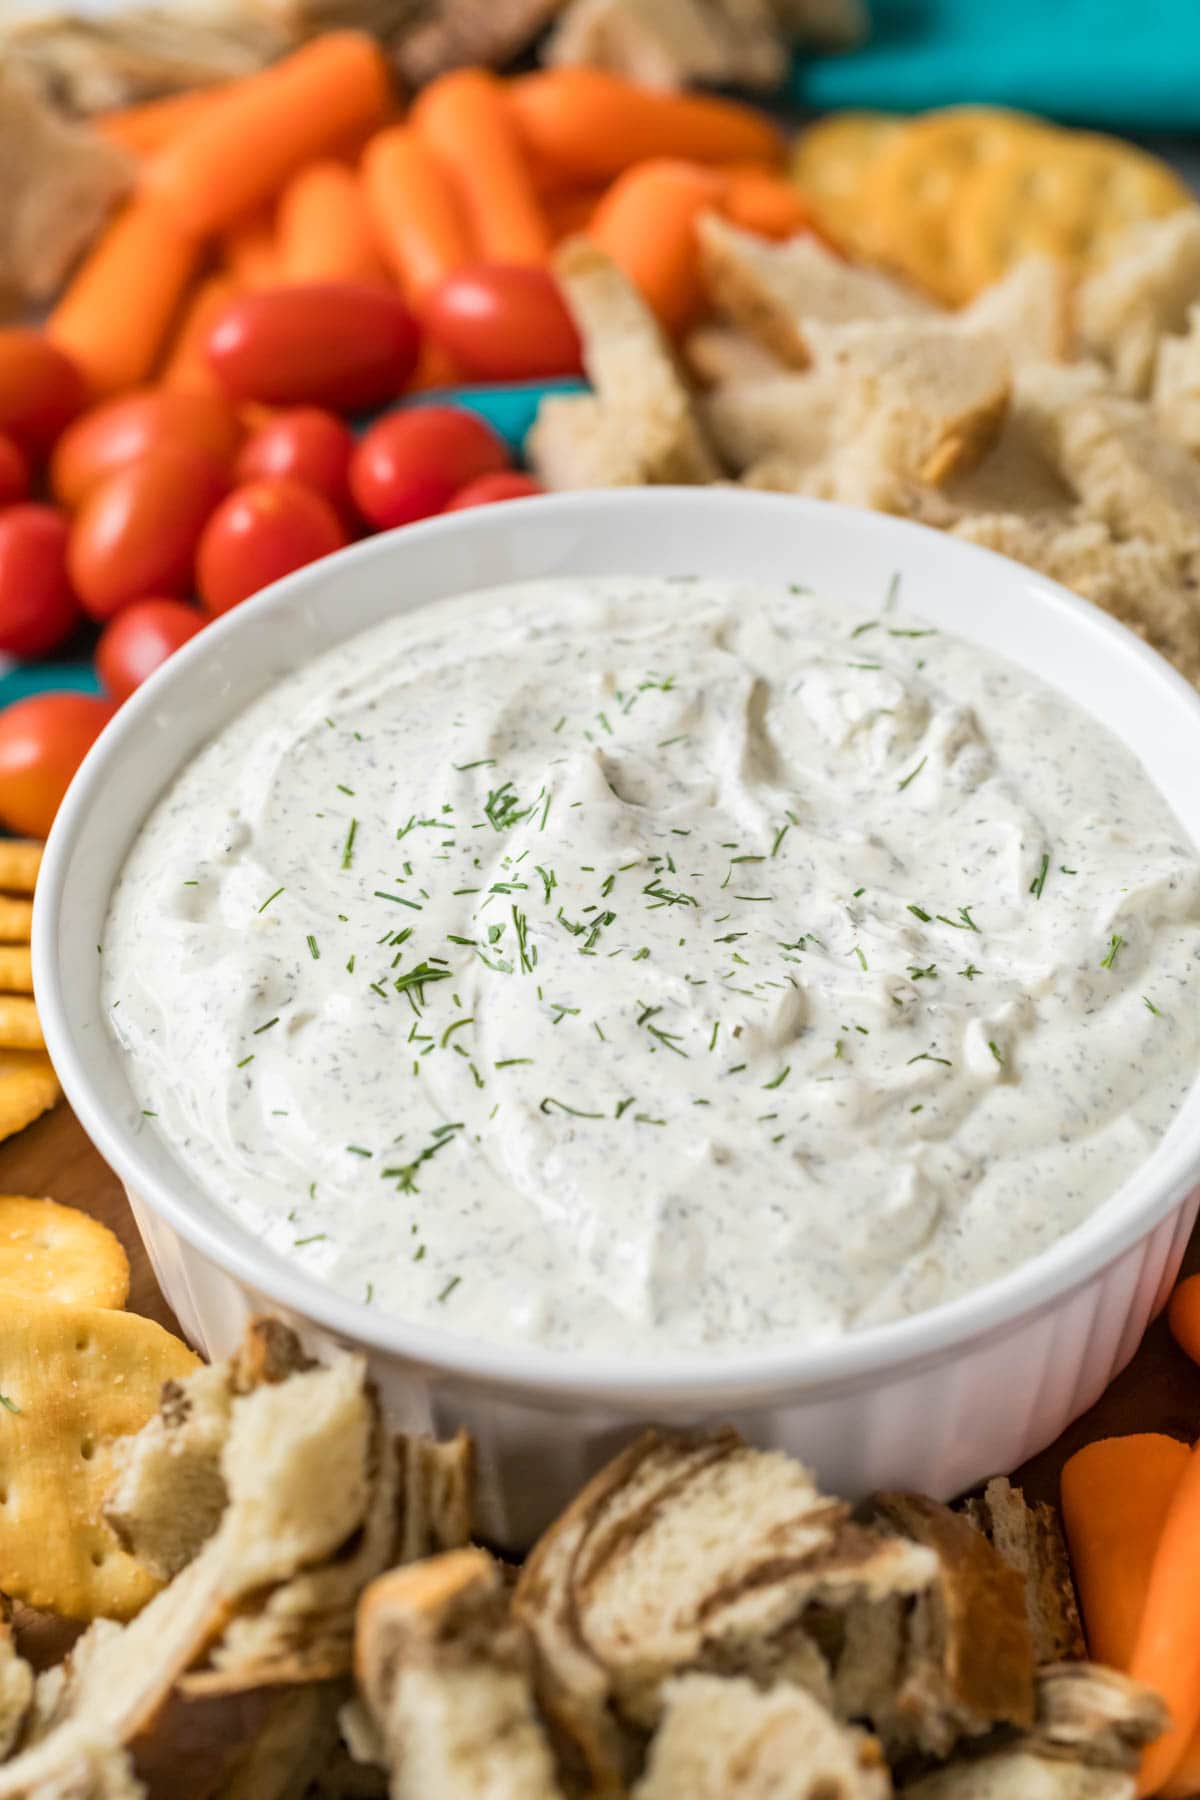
[68,444,229,622]
[205,285,421,411]
[197,478,348,616]
[50,389,242,510]
[0,506,81,659]
[0,331,86,455]
[350,407,510,530]
[96,598,206,702]
[235,408,357,528]
[0,434,30,508]
[445,472,544,511]
[0,692,115,838]
[424,266,584,382]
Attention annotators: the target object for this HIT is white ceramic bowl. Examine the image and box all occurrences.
[34,490,1200,1545]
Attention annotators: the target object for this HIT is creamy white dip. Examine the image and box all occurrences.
[102,575,1200,1355]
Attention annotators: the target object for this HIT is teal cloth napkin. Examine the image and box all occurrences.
[791,0,1200,130]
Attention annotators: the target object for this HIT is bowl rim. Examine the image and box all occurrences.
[33,487,1200,1402]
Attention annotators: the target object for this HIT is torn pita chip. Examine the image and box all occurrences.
[0,998,44,1052]
[0,1196,130,1311]
[0,948,33,995]
[0,898,33,943]
[0,841,41,896]
[0,1050,60,1141]
[0,1294,198,1621]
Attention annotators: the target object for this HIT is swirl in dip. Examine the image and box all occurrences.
[102,575,1200,1354]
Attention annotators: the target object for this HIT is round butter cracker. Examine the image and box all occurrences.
[865,106,1055,302]
[791,111,903,256]
[0,1194,130,1309]
[951,131,1192,297]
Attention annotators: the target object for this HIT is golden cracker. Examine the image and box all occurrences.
[865,106,1054,302]
[0,841,41,896]
[0,1050,60,1141]
[790,111,903,255]
[951,131,1192,296]
[0,897,32,944]
[0,1295,198,1620]
[0,947,32,994]
[0,1195,129,1309]
[0,998,43,1052]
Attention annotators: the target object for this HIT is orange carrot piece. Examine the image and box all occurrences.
[1169,1274,1200,1365]
[588,159,726,335]
[96,84,231,156]
[277,161,388,286]
[1162,1735,1200,1799]
[412,69,550,266]
[1131,1438,1200,1793]
[361,127,474,301]
[144,33,392,238]
[544,188,606,242]
[47,199,201,398]
[160,273,241,394]
[507,68,783,185]
[722,169,814,241]
[221,213,282,291]
[1061,1435,1190,1670]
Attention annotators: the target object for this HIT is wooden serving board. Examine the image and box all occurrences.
[6,1100,1200,1509]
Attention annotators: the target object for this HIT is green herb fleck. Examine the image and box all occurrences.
[898,755,928,792]
[1029,853,1049,900]
[1101,934,1124,970]
[258,886,284,913]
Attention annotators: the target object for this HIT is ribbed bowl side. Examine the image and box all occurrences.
[127,1184,1200,1549]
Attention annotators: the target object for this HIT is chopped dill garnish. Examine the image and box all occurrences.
[375,890,422,910]
[907,1051,952,1067]
[294,1233,326,1247]
[346,1144,373,1157]
[988,1040,1005,1066]
[850,619,879,639]
[852,945,868,971]
[341,818,358,870]
[1144,996,1161,1014]
[453,758,496,771]
[438,1276,462,1303]
[252,1017,279,1035]
[936,906,980,933]
[907,903,932,922]
[763,1066,790,1090]
[539,1096,603,1119]
[1029,853,1050,899]
[897,755,928,792]
[958,963,982,980]
[306,934,320,960]
[258,886,284,913]
[1101,933,1124,970]
[908,964,937,981]
[495,1057,533,1068]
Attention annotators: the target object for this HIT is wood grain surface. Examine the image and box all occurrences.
[5,1100,1200,1509]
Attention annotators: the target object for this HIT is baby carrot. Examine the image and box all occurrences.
[47,199,201,397]
[220,211,282,291]
[277,161,388,286]
[1162,1734,1200,1799]
[361,127,474,300]
[96,84,231,156]
[412,69,550,266]
[161,273,241,394]
[588,160,726,335]
[1061,1434,1190,1669]
[1130,1437,1200,1793]
[544,189,605,242]
[1169,1274,1200,1365]
[144,33,392,238]
[507,68,784,185]
[722,169,815,241]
